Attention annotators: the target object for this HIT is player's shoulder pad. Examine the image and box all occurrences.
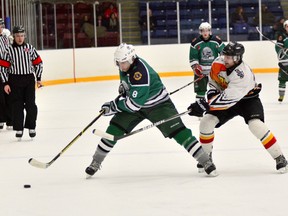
[191,37,201,46]
[211,35,223,44]
[129,59,149,85]
[211,56,226,72]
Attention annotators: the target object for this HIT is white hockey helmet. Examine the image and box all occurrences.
[114,43,137,65]
[283,20,288,28]
[199,22,211,31]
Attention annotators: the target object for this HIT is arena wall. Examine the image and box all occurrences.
[39,41,278,86]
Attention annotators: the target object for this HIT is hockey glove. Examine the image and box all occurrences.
[192,64,204,78]
[187,98,209,117]
[118,81,130,97]
[101,100,119,116]
[245,83,262,98]
[207,89,220,101]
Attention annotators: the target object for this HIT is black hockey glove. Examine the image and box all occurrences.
[207,89,220,100]
[101,100,119,116]
[187,98,209,117]
[244,83,262,99]
[118,81,130,97]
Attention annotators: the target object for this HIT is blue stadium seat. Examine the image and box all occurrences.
[155,29,168,38]
[233,23,249,34]
[180,9,192,19]
[218,18,226,28]
[168,29,178,37]
[153,10,166,20]
[164,1,176,10]
[149,2,164,10]
[156,19,167,30]
[180,19,193,29]
[166,9,177,19]
[166,19,178,28]
[192,8,208,19]
[179,1,187,9]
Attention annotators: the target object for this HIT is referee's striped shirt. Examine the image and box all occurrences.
[0,34,9,54]
[0,42,43,84]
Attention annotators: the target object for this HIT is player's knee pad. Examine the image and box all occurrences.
[248,118,268,139]
[200,114,219,134]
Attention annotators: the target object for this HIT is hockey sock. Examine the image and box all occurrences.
[248,119,283,159]
[279,81,286,97]
[199,132,214,154]
[93,124,125,163]
[199,114,219,153]
[173,128,208,163]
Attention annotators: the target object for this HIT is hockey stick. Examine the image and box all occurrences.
[256,26,288,74]
[28,110,105,169]
[169,76,203,95]
[92,110,191,141]
[255,26,285,50]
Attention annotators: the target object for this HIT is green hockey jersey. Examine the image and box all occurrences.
[189,35,225,74]
[116,57,169,112]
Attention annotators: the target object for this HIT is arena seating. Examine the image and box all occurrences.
[139,0,284,42]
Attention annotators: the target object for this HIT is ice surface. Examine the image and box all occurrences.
[0,73,287,216]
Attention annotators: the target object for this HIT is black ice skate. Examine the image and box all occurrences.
[197,163,205,173]
[278,95,284,102]
[197,153,212,173]
[16,131,23,141]
[202,159,218,177]
[275,155,288,173]
[29,129,36,138]
[85,160,101,179]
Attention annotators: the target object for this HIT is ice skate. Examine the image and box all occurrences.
[203,159,218,177]
[197,153,212,173]
[16,131,23,141]
[275,155,288,174]
[29,129,36,138]
[197,163,205,173]
[278,95,284,102]
[85,160,101,179]
[0,122,4,129]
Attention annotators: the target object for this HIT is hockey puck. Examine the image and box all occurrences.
[24,184,31,188]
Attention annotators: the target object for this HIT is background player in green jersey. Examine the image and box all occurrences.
[189,22,225,104]
[85,43,217,178]
[275,20,288,102]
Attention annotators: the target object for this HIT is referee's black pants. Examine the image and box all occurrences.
[9,74,38,131]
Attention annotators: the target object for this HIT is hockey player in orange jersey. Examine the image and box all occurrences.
[187,41,288,174]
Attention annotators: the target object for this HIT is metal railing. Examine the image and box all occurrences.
[0,0,284,50]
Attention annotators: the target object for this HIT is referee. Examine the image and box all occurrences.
[0,18,13,130]
[0,25,43,139]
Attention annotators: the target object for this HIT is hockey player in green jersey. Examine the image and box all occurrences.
[85,43,217,178]
[189,22,225,103]
[275,19,288,102]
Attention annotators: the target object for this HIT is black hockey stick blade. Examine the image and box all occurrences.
[28,110,105,169]
[92,110,191,141]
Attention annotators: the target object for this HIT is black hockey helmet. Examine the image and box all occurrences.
[222,41,245,61]
[12,25,25,34]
